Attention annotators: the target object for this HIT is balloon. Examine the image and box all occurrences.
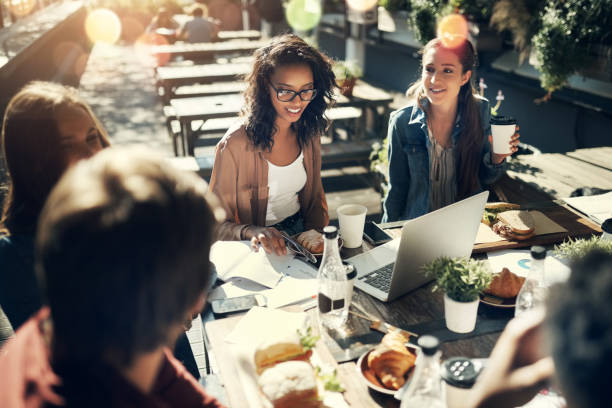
[346,0,378,12]
[437,14,468,49]
[85,9,122,44]
[285,0,322,31]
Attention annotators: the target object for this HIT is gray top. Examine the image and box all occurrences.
[428,130,456,212]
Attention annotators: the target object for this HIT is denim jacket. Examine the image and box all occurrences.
[382,97,506,222]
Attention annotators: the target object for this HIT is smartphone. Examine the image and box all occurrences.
[363,221,392,245]
[211,294,266,317]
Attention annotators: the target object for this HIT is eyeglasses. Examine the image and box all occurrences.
[270,83,317,102]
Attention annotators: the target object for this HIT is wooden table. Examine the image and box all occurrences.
[333,80,393,139]
[204,239,509,408]
[167,78,394,155]
[157,62,251,100]
[170,94,244,155]
[217,30,261,41]
[150,39,269,62]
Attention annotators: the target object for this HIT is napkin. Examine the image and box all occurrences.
[225,306,309,345]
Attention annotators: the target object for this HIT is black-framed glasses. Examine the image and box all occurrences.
[270,83,317,102]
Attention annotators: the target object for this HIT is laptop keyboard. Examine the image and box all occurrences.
[359,263,394,293]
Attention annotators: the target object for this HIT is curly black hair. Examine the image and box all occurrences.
[241,34,336,151]
[546,250,612,408]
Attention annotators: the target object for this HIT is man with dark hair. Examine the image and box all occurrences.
[546,250,612,408]
[0,147,225,407]
[469,250,612,408]
[178,5,219,43]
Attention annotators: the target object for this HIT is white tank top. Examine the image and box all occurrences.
[265,151,307,226]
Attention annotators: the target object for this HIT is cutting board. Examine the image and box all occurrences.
[472,202,601,253]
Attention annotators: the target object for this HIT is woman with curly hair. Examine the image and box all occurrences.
[210,34,336,255]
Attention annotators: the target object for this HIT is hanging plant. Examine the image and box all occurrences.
[408,0,445,44]
[378,0,411,13]
[490,0,545,63]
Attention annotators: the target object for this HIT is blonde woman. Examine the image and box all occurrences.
[0,81,110,330]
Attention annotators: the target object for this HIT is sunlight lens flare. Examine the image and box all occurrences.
[85,9,122,44]
[8,0,36,17]
[346,0,378,11]
[286,0,322,31]
[437,14,468,49]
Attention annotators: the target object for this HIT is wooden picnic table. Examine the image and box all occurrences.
[204,244,508,408]
[157,62,251,98]
[150,39,269,61]
[503,147,612,200]
[217,30,261,41]
[167,79,394,154]
[170,93,244,155]
[333,80,394,139]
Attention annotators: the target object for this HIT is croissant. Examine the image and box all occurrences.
[484,268,526,298]
[367,329,416,390]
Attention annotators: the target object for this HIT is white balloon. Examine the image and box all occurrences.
[346,0,378,11]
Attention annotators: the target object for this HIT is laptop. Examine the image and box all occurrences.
[349,191,489,302]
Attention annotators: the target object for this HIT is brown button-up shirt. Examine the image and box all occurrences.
[209,124,329,240]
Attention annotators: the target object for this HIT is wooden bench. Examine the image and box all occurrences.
[326,106,363,140]
[163,105,238,155]
[172,81,247,98]
[165,99,366,156]
[191,139,376,180]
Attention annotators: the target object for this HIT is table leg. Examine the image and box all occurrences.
[181,120,190,156]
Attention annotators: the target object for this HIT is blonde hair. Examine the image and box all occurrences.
[0,81,110,235]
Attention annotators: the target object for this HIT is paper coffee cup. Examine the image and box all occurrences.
[337,204,367,248]
[490,115,517,155]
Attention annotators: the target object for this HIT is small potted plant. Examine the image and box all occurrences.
[332,60,362,97]
[554,236,612,262]
[423,257,492,333]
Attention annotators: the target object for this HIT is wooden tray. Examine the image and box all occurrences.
[472,202,601,253]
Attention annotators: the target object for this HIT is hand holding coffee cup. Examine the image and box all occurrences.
[489,116,520,165]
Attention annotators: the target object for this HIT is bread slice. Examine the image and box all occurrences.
[254,332,309,375]
[258,361,320,408]
[497,210,535,234]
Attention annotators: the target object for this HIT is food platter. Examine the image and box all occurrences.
[356,346,418,396]
[479,293,516,308]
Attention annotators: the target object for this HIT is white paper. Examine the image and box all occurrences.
[487,249,571,284]
[564,192,612,225]
[208,256,318,308]
[226,307,310,345]
[210,241,288,288]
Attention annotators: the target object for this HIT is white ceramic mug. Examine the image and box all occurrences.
[337,204,367,248]
[490,116,517,155]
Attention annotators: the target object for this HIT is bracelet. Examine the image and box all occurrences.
[240,224,250,240]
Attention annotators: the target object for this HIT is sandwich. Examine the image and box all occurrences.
[492,210,536,241]
[257,361,321,408]
[254,328,318,375]
[481,202,521,226]
[484,267,526,298]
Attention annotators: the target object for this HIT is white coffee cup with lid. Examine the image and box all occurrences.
[490,116,517,155]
